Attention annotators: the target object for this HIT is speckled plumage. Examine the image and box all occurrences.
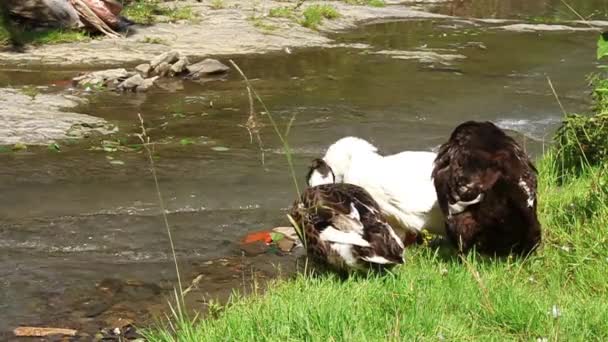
[289,183,405,273]
[432,121,542,255]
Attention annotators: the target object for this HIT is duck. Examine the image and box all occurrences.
[431,121,542,255]
[307,137,445,242]
[288,183,405,273]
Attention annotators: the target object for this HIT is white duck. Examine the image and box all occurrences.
[307,137,445,241]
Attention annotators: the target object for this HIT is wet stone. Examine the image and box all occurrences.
[240,241,269,256]
[187,58,230,79]
[72,68,132,87]
[136,76,159,92]
[170,56,190,75]
[154,61,172,77]
[117,74,145,91]
[134,63,152,77]
[150,51,180,69]
[277,238,295,253]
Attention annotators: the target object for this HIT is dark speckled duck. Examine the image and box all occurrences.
[432,121,542,256]
[289,181,405,273]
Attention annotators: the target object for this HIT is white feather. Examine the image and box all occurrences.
[320,137,445,236]
[319,226,370,247]
[448,193,484,217]
[518,178,535,208]
[361,255,397,265]
[329,243,358,267]
[308,170,334,187]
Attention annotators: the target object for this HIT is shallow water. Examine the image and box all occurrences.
[0,8,605,337]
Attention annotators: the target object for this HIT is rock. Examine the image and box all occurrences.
[72,68,131,87]
[0,89,116,145]
[170,56,190,76]
[134,63,152,77]
[13,326,77,337]
[4,0,83,28]
[187,58,230,79]
[155,78,184,92]
[150,51,180,69]
[272,227,299,241]
[154,61,172,77]
[117,74,144,91]
[240,241,269,256]
[136,76,159,92]
[277,238,295,252]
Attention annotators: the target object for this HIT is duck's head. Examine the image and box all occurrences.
[307,137,379,187]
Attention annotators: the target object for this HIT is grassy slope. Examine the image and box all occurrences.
[146,156,608,341]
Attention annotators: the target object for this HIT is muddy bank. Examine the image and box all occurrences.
[0,0,449,67]
[0,88,115,145]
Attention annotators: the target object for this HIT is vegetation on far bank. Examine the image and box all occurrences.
[0,0,196,47]
[144,36,608,341]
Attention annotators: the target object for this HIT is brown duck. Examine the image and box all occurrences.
[432,121,542,255]
[289,183,405,273]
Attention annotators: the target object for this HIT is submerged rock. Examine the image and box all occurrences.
[0,88,116,145]
[187,58,230,79]
[72,68,132,87]
[136,76,159,92]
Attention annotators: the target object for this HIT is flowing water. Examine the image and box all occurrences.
[0,1,605,337]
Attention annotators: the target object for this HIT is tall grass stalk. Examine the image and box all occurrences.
[229,60,308,246]
[137,114,185,309]
[228,60,301,198]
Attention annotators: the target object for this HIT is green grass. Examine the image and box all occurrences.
[123,0,197,24]
[344,0,386,8]
[123,0,171,25]
[167,6,197,22]
[210,0,226,10]
[268,6,296,19]
[300,5,340,29]
[0,17,90,46]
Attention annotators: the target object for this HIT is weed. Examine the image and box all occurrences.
[0,25,90,46]
[552,112,608,180]
[210,0,226,10]
[20,86,39,100]
[140,36,168,45]
[300,5,340,29]
[268,6,295,19]
[344,0,386,7]
[123,0,170,25]
[167,6,197,22]
[250,17,278,32]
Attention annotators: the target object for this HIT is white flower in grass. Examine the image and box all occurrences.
[549,304,561,318]
[537,338,548,342]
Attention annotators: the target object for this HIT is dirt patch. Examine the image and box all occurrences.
[0,0,449,67]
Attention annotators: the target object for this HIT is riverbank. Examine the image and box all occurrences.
[1,0,607,67]
[144,67,608,341]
